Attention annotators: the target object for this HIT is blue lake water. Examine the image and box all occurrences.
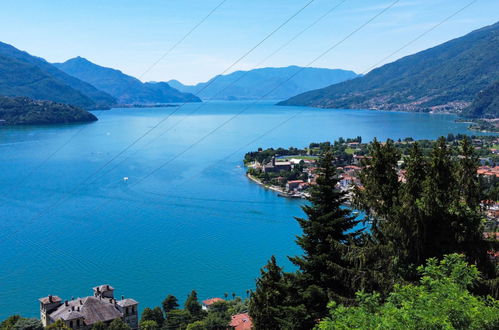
[0,101,486,318]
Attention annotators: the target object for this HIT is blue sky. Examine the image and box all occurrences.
[1,0,498,84]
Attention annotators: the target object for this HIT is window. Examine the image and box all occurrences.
[69,321,73,328]
[76,319,80,327]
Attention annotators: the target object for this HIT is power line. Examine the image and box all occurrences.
[55,0,401,225]
[138,0,228,81]
[0,0,228,202]
[361,0,478,74]
[133,0,481,203]
[82,0,348,186]
[0,1,317,243]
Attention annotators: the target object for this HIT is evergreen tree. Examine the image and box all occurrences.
[107,319,130,330]
[248,256,293,330]
[355,137,497,297]
[162,295,179,314]
[289,149,361,309]
[163,310,191,330]
[184,291,203,321]
[141,307,164,327]
[91,322,107,330]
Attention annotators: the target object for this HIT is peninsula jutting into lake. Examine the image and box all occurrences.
[1,1,499,329]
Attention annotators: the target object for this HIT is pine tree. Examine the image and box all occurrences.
[289,149,361,319]
[248,256,293,330]
[162,294,179,314]
[185,290,203,321]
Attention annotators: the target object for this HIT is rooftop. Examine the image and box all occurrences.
[230,313,252,330]
[202,297,224,306]
[50,296,122,325]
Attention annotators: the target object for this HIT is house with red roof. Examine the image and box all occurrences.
[201,297,224,310]
[229,313,253,330]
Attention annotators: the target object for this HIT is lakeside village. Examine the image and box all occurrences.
[244,134,499,236]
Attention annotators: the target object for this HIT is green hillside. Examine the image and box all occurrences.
[463,79,499,118]
[279,22,499,114]
[0,96,97,125]
[0,42,115,109]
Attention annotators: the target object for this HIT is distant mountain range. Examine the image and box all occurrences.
[53,57,201,104]
[0,96,97,125]
[168,66,359,100]
[279,21,499,116]
[0,42,115,109]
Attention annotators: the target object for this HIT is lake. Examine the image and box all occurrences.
[0,101,484,318]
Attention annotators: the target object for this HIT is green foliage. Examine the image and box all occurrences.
[280,22,499,114]
[354,137,496,294]
[141,307,164,327]
[184,321,205,330]
[162,309,191,330]
[200,301,231,330]
[289,150,361,312]
[162,295,179,314]
[107,319,131,330]
[0,96,97,125]
[139,320,158,330]
[0,316,42,330]
[44,320,70,330]
[0,316,21,330]
[317,254,499,330]
[248,256,308,330]
[463,79,499,118]
[184,291,204,321]
[91,321,107,330]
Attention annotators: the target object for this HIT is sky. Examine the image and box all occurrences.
[1,0,498,85]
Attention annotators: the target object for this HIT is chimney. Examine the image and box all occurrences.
[65,301,69,306]
[121,295,124,300]
[106,285,110,290]
[72,306,75,311]
[77,307,80,312]
[80,300,83,305]
[48,295,53,303]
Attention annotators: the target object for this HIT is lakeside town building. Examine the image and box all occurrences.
[39,285,138,330]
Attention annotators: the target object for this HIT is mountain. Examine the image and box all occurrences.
[462,80,499,118]
[167,66,359,100]
[279,22,499,114]
[0,96,97,125]
[0,42,115,109]
[53,57,201,104]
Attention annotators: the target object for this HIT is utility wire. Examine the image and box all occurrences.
[361,0,478,74]
[0,0,316,252]
[83,0,348,185]
[56,0,401,226]
[0,0,228,201]
[133,0,481,203]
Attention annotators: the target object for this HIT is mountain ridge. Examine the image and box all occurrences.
[168,66,359,100]
[53,57,201,104]
[279,21,499,115]
[0,42,115,109]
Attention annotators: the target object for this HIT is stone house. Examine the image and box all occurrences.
[39,285,138,330]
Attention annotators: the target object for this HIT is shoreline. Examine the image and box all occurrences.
[246,173,304,199]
